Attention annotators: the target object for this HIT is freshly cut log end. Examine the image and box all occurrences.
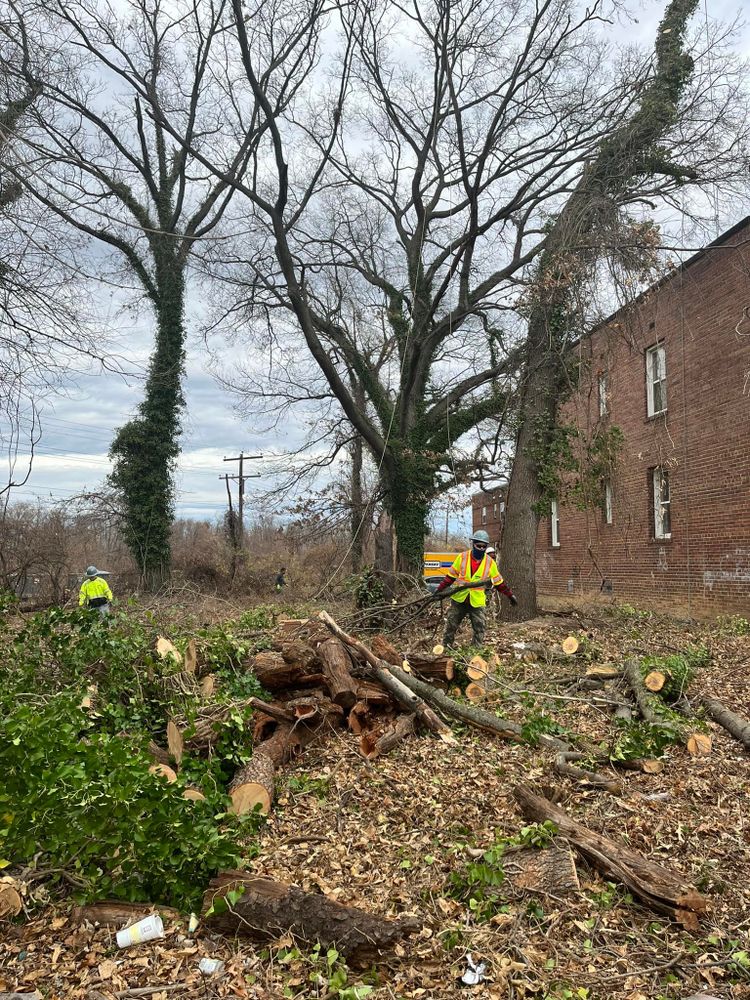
[686,732,712,756]
[200,674,216,698]
[156,637,182,664]
[167,719,184,764]
[467,655,488,681]
[586,664,621,680]
[183,788,206,802]
[502,846,580,896]
[149,763,177,783]
[562,636,579,655]
[465,682,487,704]
[228,749,275,815]
[644,670,666,692]
[0,883,22,918]
[432,644,445,655]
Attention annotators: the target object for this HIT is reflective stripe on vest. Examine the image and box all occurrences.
[456,551,491,585]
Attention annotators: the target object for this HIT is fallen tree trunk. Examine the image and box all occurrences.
[318,613,455,742]
[71,901,180,926]
[318,639,359,713]
[554,752,622,795]
[513,785,707,928]
[203,872,420,966]
[701,696,750,750]
[623,658,709,754]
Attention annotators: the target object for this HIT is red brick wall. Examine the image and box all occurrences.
[471,489,505,546]
[535,219,750,616]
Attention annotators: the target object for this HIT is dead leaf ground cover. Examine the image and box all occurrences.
[1,599,749,1000]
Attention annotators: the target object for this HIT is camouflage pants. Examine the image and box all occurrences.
[443,600,486,647]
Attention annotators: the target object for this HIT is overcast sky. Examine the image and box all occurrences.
[6,0,749,535]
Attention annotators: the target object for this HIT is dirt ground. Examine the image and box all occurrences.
[1,600,749,1000]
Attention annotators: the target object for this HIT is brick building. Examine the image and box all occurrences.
[535,217,750,616]
[471,487,506,545]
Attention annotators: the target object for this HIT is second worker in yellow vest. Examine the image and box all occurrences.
[434,530,516,646]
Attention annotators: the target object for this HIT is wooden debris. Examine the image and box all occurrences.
[182,788,206,802]
[318,638,359,713]
[501,846,580,896]
[586,664,621,680]
[247,697,295,724]
[623,658,707,752]
[70,901,180,927]
[148,763,177,783]
[367,713,416,758]
[467,655,488,680]
[561,636,579,655]
[701,696,750,750]
[166,719,183,764]
[155,637,182,664]
[465,682,487,703]
[371,634,401,666]
[199,674,216,698]
[203,871,420,966]
[229,750,276,815]
[686,732,713,756]
[432,644,445,655]
[513,785,707,928]
[0,878,22,918]
[183,638,197,675]
[554,751,622,795]
[250,650,321,691]
[644,670,666,692]
[147,740,171,767]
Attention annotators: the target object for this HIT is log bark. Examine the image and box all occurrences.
[513,785,707,928]
[370,713,416,756]
[250,651,321,691]
[228,749,276,815]
[623,658,704,750]
[318,639,359,713]
[501,846,580,896]
[701,696,750,750]
[147,740,171,767]
[405,652,454,682]
[247,697,295,724]
[554,751,622,795]
[71,901,180,926]
[203,871,420,966]
[318,613,455,742]
[280,641,320,672]
[371,634,401,665]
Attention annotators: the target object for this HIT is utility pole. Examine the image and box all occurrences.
[220,452,262,550]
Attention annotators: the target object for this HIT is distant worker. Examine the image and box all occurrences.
[434,530,517,647]
[79,566,113,616]
[275,567,287,592]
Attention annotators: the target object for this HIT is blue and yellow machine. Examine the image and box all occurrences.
[423,551,461,592]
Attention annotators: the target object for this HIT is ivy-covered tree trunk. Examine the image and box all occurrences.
[109,254,186,589]
[381,444,432,579]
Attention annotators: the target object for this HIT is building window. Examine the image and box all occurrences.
[481,505,487,525]
[492,503,497,519]
[551,500,560,547]
[646,344,667,416]
[604,481,613,524]
[652,468,671,539]
[598,372,609,416]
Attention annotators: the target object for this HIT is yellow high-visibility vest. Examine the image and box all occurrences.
[445,550,502,607]
[79,577,113,607]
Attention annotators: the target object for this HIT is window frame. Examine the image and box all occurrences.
[550,499,561,548]
[652,467,671,540]
[598,371,609,417]
[604,481,613,525]
[645,343,667,417]
[481,505,487,525]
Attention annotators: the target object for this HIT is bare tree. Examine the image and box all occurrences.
[192,0,746,578]
[2,0,258,586]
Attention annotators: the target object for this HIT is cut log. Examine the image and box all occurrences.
[501,846,580,896]
[562,636,580,655]
[645,670,666,692]
[465,682,487,703]
[318,638,359,713]
[368,713,416,757]
[148,763,177,783]
[686,733,712,756]
[181,703,251,754]
[228,749,275,815]
[318,613,455,742]
[510,641,566,661]
[184,639,197,675]
[467,655,488,681]
[701,696,750,750]
[71,901,180,927]
[513,785,707,928]
[203,871,420,966]
[280,641,320,672]
[277,618,310,636]
[355,680,393,706]
[586,664,621,680]
[405,652,454,682]
[432,644,445,655]
[155,670,200,703]
[156,637,182,664]
[371,634,401,666]
[623,658,707,751]
[250,651,321,691]
[183,788,206,802]
[247,697,295,725]
[0,880,22,918]
[147,741,171,767]
[199,674,216,698]
[554,751,622,795]
[166,720,184,764]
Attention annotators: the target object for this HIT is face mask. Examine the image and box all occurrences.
[472,545,487,559]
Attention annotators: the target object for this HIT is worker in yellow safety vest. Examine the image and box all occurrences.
[79,566,113,617]
[434,530,516,646]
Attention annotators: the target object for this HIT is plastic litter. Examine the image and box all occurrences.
[116,914,164,949]
[460,953,488,986]
[198,958,225,976]
[188,912,200,934]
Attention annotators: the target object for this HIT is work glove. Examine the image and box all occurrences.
[509,594,518,606]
